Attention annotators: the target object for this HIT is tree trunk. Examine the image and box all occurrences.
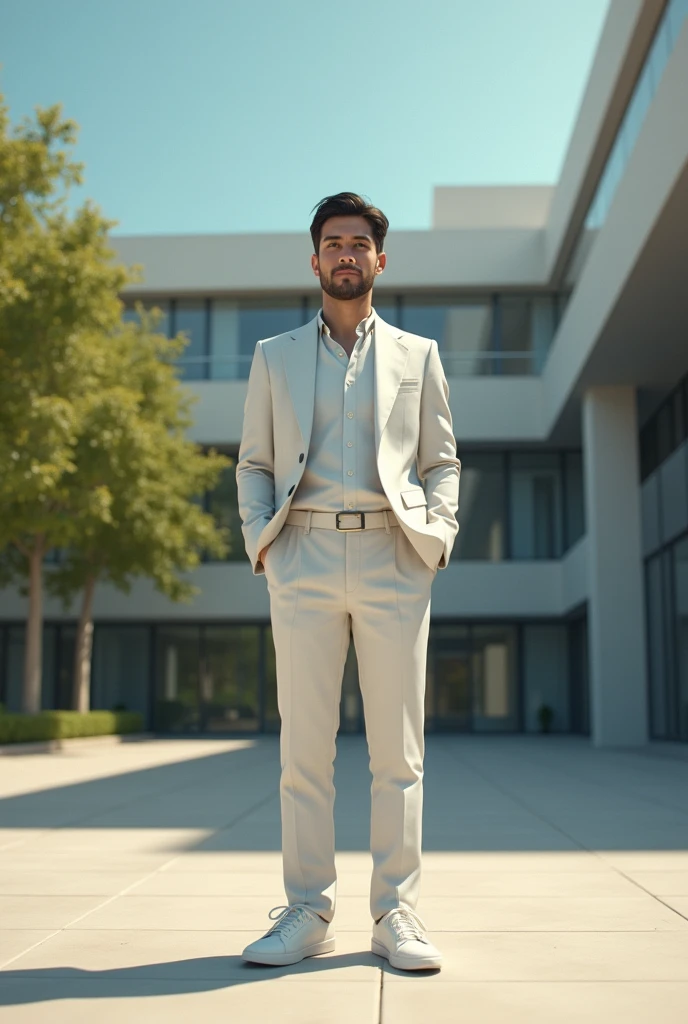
[23,540,45,714]
[72,575,96,713]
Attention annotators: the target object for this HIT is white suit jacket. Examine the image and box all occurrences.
[236,314,461,576]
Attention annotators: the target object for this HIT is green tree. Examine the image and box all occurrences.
[0,94,230,712]
[0,95,134,711]
[46,307,230,712]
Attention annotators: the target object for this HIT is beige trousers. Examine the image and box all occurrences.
[264,515,436,923]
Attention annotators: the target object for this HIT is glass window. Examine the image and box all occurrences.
[640,417,659,481]
[213,299,303,381]
[569,617,590,735]
[564,452,585,549]
[672,387,686,447]
[206,454,244,562]
[371,299,399,326]
[647,555,671,739]
[121,305,140,326]
[306,296,398,327]
[498,297,533,375]
[523,625,570,733]
[672,536,688,741]
[471,625,518,732]
[174,301,207,381]
[623,63,653,159]
[3,626,24,712]
[155,626,201,732]
[667,0,688,46]
[123,298,170,337]
[402,298,492,376]
[340,639,364,733]
[210,301,242,381]
[656,403,674,463]
[531,297,557,373]
[646,12,672,92]
[42,625,57,710]
[428,626,472,732]
[452,453,506,561]
[55,626,76,710]
[510,453,563,559]
[92,626,150,720]
[202,626,260,732]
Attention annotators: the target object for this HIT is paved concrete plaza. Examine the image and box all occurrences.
[1,734,688,1022]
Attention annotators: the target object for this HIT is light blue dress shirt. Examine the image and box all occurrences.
[290,307,389,513]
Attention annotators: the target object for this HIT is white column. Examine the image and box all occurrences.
[582,386,648,747]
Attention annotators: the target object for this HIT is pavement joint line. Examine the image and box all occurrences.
[18,927,687,933]
[0,856,181,972]
[439,744,658,887]
[443,744,688,821]
[377,964,384,1024]
[0,753,282,971]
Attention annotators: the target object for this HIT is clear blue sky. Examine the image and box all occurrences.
[2,0,610,236]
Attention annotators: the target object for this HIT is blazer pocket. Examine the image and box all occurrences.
[399,377,420,393]
[400,488,428,510]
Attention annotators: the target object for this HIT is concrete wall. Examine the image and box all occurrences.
[542,16,688,431]
[185,376,548,446]
[113,225,548,295]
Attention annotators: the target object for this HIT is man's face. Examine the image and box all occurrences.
[311,215,386,300]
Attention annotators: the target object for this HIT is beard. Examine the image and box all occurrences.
[320,265,376,301]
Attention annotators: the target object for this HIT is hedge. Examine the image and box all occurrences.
[0,710,144,745]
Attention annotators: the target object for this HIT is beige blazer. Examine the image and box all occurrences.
[236,314,461,576]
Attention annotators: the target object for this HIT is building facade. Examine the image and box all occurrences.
[1,0,687,746]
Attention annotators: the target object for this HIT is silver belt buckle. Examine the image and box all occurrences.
[336,511,366,531]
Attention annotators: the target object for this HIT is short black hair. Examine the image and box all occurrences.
[310,192,389,254]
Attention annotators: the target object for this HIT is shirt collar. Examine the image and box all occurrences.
[317,307,376,344]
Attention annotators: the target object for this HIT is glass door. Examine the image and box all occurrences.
[201,626,260,732]
[431,627,472,732]
[339,639,363,733]
[155,626,201,732]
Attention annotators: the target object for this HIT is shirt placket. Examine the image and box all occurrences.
[343,337,359,511]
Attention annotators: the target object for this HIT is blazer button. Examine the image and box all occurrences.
[288,485,295,495]
[299,453,304,462]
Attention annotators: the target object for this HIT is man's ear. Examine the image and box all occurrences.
[375,251,387,276]
[311,253,320,278]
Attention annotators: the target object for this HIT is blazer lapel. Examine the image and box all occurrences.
[282,317,319,449]
[374,316,409,454]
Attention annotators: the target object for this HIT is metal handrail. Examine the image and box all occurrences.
[172,350,543,376]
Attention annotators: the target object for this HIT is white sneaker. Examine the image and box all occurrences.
[372,907,442,971]
[241,904,335,966]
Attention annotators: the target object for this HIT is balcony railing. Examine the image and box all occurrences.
[175,350,543,381]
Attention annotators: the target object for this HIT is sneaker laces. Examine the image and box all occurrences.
[265,903,316,939]
[384,907,428,943]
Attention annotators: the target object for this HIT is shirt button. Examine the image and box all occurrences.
[347,441,353,447]
[338,350,345,357]
[347,412,354,419]
[347,470,354,477]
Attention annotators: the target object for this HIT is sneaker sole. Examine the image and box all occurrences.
[242,937,335,967]
[371,937,442,971]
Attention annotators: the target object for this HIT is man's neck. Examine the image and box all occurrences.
[320,294,373,348]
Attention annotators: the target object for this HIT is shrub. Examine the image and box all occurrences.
[0,710,144,745]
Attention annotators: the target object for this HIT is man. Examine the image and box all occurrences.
[236,192,460,971]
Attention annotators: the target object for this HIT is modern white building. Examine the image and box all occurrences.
[1,0,687,746]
